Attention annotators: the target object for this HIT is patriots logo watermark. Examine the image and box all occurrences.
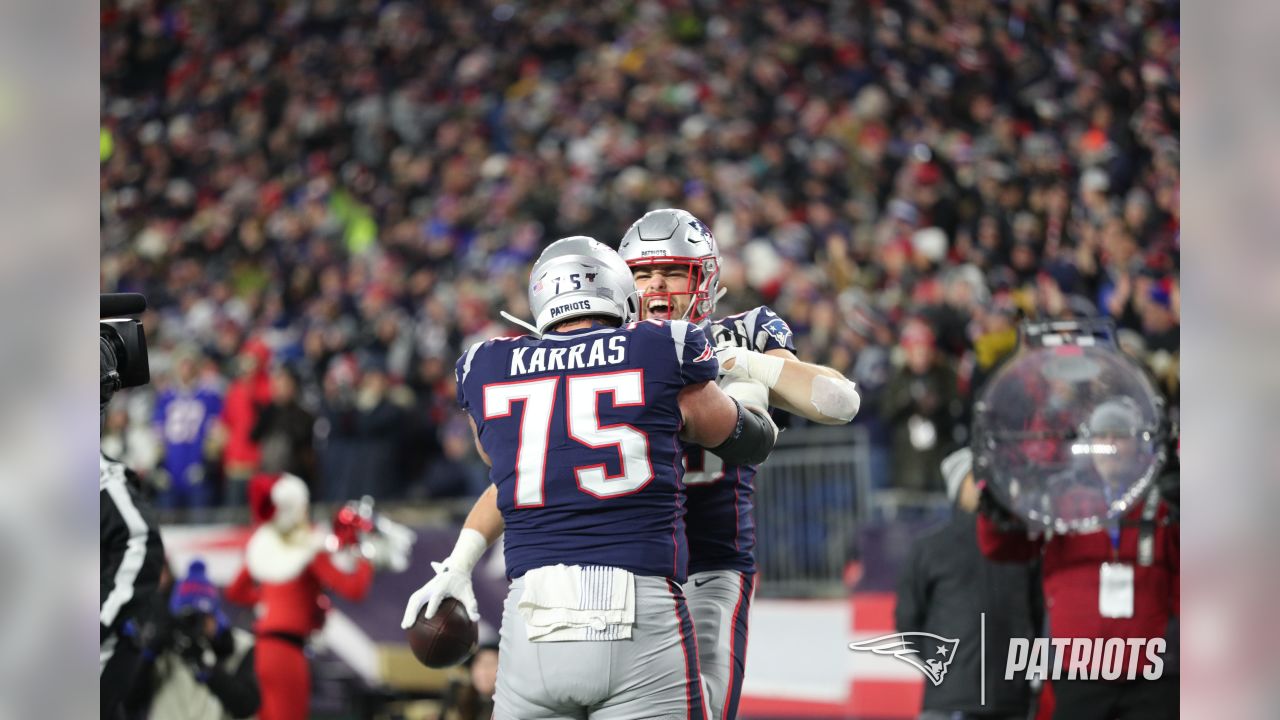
[848,632,960,686]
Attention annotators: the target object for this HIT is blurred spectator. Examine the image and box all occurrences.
[251,365,317,485]
[219,339,273,505]
[319,358,405,501]
[126,559,259,720]
[102,401,162,484]
[435,635,498,720]
[101,0,1179,505]
[977,416,1179,718]
[965,299,1021,397]
[895,449,1040,720]
[417,417,490,500]
[882,320,961,493]
[152,349,223,510]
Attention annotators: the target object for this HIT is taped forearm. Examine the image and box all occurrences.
[718,346,860,424]
[709,398,778,466]
[806,374,861,423]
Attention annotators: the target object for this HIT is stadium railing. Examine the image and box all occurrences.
[752,425,873,598]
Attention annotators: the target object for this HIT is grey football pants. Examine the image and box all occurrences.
[495,574,708,720]
[685,570,756,720]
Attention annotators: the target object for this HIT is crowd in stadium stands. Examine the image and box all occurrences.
[100,0,1179,510]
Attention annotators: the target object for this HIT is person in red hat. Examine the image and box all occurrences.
[224,473,373,720]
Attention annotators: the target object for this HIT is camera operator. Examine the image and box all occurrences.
[976,404,1179,720]
[126,559,260,719]
[101,293,166,719]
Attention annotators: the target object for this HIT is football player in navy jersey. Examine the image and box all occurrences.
[402,236,779,720]
[617,209,862,720]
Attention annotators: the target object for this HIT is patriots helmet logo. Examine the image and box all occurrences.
[847,632,959,686]
[688,219,713,242]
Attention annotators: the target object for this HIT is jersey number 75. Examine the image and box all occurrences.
[482,370,654,507]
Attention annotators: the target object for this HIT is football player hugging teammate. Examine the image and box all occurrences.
[618,209,862,720]
[404,236,780,719]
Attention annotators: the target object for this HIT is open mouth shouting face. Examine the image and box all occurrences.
[632,263,694,321]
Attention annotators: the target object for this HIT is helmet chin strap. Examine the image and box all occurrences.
[500,310,543,337]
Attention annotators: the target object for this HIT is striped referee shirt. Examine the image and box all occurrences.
[100,453,165,672]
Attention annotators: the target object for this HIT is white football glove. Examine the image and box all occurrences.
[400,560,480,628]
[399,528,487,628]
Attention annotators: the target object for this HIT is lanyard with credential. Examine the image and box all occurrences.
[1106,485,1161,564]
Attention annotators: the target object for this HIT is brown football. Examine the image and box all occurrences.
[405,597,479,668]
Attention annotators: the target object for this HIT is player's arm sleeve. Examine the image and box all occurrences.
[468,415,493,468]
[670,321,720,386]
[894,543,928,634]
[455,341,486,412]
[99,480,165,639]
[456,342,497,462]
[312,551,374,601]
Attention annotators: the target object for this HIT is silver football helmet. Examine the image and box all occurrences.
[617,208,722,323]
[529,236,639,334]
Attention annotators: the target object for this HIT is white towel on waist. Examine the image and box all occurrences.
[517,564,636,641]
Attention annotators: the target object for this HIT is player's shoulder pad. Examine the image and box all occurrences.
[623,318,674,346]
[625,319,712,364]
[746,305,794,352]
[456,335,522,385]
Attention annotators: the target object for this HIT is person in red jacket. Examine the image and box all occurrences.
[977,401,1178,720]
[225,473,373,720]
[219,339,274,505]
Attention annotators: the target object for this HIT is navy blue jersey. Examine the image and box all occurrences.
[684,306,796,575]
[456,320,719,582]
